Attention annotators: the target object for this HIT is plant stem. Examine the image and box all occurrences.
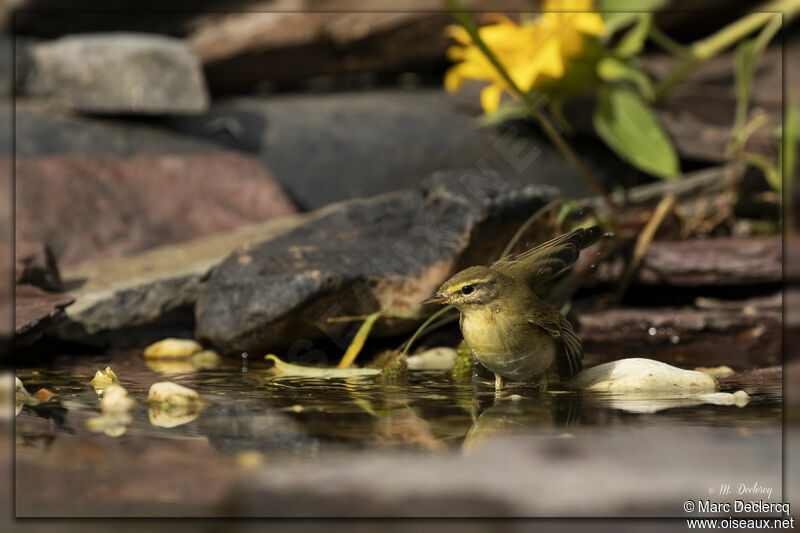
[447,0,619,214]
[654,0,800,100]
[647,25,689,57]
[400,305,456,356]
[613,194,676,304]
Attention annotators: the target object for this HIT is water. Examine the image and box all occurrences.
[13,350,783,516]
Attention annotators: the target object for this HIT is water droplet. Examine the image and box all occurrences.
[670,335,680,344]
[648,327,657,336]
[241,352,248,359]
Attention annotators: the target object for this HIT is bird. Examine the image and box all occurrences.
[422,225,603,390]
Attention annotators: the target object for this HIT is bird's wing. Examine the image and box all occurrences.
[526,308,583,380]
[492,225,603,286]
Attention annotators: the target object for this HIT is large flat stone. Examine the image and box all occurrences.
[165,90,627,210]
[195,171,556,354]
[17,33,209,115]
[15,152,297,266]
[55,211,308,339]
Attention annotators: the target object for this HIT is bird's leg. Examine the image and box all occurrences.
[494,374,505,391]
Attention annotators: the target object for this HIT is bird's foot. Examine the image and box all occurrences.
[494,374,505,391]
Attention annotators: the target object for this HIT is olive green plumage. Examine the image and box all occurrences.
[424,226,602,387]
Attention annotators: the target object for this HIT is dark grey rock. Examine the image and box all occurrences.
[165,90,625,210]
[195,170,557,354]
[17,33,209,115]
[12,100,216,157]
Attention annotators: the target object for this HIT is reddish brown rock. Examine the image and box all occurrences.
[590,237,782,288]
[15,285,74,345]
[580,306,781,371]
[15,152,297,266]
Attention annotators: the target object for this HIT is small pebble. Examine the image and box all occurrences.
[147,381,205,407]
[143,338,203,359]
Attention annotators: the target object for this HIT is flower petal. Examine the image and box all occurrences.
[444,66,466,92]
[480,83,504,113]
[445,24,472,45]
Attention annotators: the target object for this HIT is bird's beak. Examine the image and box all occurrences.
[421,294,449,305]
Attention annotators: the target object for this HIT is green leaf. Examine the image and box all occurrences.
[266,355,381,379]
[593,87,680,179]
[615,13,652,57]
[733,14,781,130]
[597,56,655,100]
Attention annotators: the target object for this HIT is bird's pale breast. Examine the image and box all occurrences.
[460,306,557,380]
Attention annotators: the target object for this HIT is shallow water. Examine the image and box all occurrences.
[14,350,783,516]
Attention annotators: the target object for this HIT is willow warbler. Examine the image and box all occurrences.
[422,226,602,390]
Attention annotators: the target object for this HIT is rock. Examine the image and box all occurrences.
[14,285,74,346]
[164,90,624,210]
[90,367,120,392]
[694,366,736,378]
[407,347,458,371]
[54,210,306,338]
[8,3,230,38]
[12,99,217,157]
[591,237,782,288]
[147,381,205,407]
[100,384,137,412]
[143,338,203,359]
[189,11,455,93]
[696,391,751,407]
[580,306,781,370]
[17,33,209,114]
[191,350,221,370]
[16,152,297,267]
[15,241,62,291]
[196,171,556,354]
[145,350,221,374]
[570,358,719,392]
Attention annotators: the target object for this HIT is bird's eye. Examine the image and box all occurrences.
[461,285,475,295]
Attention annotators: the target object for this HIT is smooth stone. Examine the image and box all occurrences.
[694,365,736,378]
[147,381,205,407]
[17,33,209,114]
[696,391,751,407]
[571,358,719,393]
[407,347,458,371]
[143,338,203,359]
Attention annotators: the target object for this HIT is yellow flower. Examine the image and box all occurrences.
[444,0,604,113]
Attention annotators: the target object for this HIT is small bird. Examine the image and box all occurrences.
[422,225,603,390]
